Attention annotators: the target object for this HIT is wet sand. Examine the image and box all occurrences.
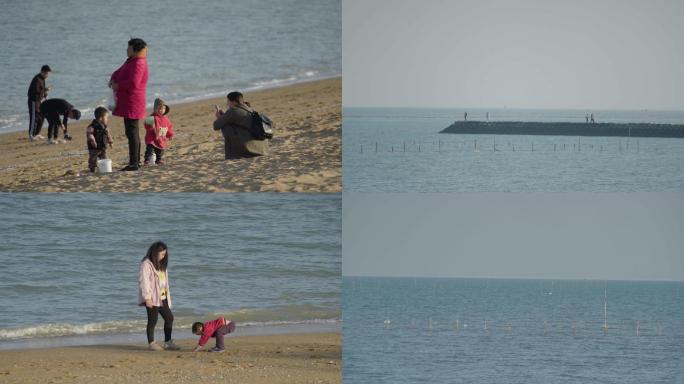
[0,332,340,384]
[0,78,340,192]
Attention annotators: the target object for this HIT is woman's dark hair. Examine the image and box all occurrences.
[227,91,243,103]
[128,38,147,53]
[143,241,168,271]
[192,322,203,334]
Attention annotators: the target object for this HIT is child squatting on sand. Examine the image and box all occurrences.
[86,107,113,172]
[143,98,174,165]
[191,316,236,352]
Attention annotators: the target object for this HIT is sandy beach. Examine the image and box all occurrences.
[0,78,340,192]
[0,332,340,384]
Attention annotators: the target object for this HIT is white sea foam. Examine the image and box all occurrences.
[0,317,340,340]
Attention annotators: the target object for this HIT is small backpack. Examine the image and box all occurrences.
[239,106,274,140]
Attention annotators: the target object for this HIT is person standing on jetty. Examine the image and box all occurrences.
[27,65,51,141]
[590,113,595,123]
[138,241,180,351]
[109,38,148,171]
[464,111,468,121]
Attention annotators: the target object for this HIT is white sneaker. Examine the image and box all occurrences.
[148,341,163,351]
[164,340,180,351]
[35,135,45,140]
[47,138,55,145]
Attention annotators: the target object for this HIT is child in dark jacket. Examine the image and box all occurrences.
[86,107,113,172]
[191,317,236,352]
[143,98,174,165]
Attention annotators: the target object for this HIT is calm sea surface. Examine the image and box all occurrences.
[343,277,684,384]
[343,108,684,192]
[0,0,341,133]
[0,193,341,348]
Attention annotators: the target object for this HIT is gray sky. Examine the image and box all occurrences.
[343,0,684,110]
[343,193,684,281]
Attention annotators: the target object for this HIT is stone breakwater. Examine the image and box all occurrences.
[440,121,684,138]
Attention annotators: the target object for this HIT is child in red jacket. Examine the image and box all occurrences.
[143,98,174,165]
[191,317,236,352]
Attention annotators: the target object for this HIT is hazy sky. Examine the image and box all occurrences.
[343,0,684,110]
[343,193,684,281]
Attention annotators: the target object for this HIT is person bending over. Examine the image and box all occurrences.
[39,98,80,144]
[191,317,236,353]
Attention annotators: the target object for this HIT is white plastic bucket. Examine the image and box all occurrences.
[97,159,112,173]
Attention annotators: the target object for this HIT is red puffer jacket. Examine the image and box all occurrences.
[144,113,174,149]
[110,56,148,119]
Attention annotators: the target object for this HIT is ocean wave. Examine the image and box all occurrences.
[0,319,146,339]
[0,305,340,340]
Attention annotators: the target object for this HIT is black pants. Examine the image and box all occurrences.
[124,118,141,166]
[145,299,173,343]
[46,112,62,140]
[144,144,164,163]
[28,99,43,137]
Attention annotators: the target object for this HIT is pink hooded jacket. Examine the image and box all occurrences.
[138,258,172,308]
[144,113,175,149]
[110,56,148,119]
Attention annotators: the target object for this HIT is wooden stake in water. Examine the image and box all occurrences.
[602,286,608,334]
[636,320,640,337]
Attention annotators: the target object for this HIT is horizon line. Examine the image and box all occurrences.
[342,105,684,113]
[342,274,684,283]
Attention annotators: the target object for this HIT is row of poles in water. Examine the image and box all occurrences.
[359,138,646,154]
[381,317,666,337]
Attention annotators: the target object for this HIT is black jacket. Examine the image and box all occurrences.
[87,120,111,150]
[27,74,47,102]
[39,98,74,129]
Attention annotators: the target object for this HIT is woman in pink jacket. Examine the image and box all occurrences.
[110,38,148,171]
[138,241,180,351]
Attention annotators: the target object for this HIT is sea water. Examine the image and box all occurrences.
[0,0,340,133]
[0,193,341,349]
[343,277,684,384]
[343,108,684,192]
